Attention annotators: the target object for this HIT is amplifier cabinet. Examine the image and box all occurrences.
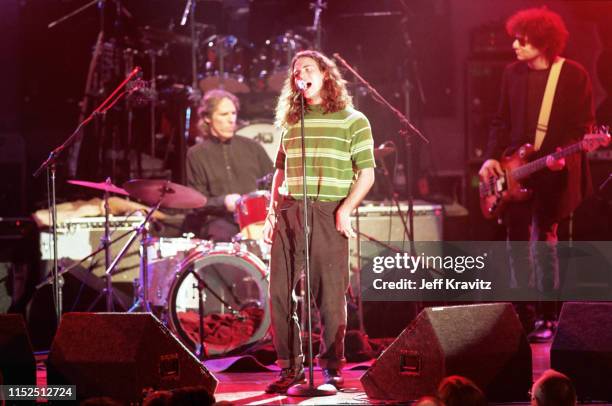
[40,216,144,282]
[350,201,443,272]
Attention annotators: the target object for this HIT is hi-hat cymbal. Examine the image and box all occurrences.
[123,179,206,209]
[68,179,129,196]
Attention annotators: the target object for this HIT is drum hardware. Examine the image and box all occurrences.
[139,26,193,48]
[309,0,327,50]
[198,34,252,94]
[145,237,211,307]
[234,190,270,240]
[123,179,207,209]
[68,177,134,311]
[256,172,274,190]
[121,179,206,312]
[35,223,136,310]
[67,179,129,196]
[185,263,248,360]
[235,121,282,162]
[167,245,270,357]
[254,32,311,93]
[232,233,271,264]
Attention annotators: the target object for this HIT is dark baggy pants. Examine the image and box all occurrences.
[269,198,349,369]
[505,200,560,324]
[505,200,559,292]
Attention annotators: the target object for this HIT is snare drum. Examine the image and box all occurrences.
[235,120,282,162]
[167,243,270,356]
[234,191,270,240]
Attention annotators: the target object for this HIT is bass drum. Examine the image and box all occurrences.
[167,243,270,356]
[235,120,282,162]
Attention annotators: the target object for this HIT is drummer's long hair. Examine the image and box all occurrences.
[275,50,352,129]
[197,89,240,137]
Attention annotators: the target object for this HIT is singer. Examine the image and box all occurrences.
[262,50,375,393]
[185,89,274,242]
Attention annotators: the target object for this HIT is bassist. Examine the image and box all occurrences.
[478,7,595,341]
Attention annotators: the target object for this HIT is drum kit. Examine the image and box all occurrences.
[197,31,311,95]
[61,177,273,358]
[116,27,310,170]
[131,27,312,100]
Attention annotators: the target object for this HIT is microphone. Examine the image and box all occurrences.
[295,79,308,91]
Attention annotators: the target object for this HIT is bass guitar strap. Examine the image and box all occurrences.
[534,57,565,151]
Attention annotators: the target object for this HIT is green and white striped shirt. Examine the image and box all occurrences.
[275,105,375,201]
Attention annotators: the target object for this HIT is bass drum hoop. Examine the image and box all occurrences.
[167,246,270,356]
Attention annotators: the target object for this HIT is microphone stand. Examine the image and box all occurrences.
[287,88,336,397]
[33,66,143,322]
[178,0,201,184]
[333,53,429,256]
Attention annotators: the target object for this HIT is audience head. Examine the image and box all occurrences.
[437,375,487,406]
[530,369,576,406]
[413,395,445,406]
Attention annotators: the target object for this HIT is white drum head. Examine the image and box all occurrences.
[236,121,282,162]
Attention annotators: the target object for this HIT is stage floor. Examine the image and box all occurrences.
[210,342,552,405]
[37,342,600,405]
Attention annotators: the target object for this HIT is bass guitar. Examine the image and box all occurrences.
[479,130,610,220]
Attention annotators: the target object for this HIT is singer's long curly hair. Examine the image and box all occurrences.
[506,7,569,63]
[275,50,352,129]
[196,89,240,137]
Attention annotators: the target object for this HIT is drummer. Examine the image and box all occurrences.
[185,89,274,242]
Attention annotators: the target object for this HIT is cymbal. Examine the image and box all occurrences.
[68,180,129,196]
[123,179,206,209]
[374,146,396,159]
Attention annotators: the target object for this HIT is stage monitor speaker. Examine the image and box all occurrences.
[551,302,612,401]
[0,314,36,385]
[360,303,531,403]
[48,312,218,403]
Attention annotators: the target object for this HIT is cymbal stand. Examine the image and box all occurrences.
[112,198,162,313]
[36,227,136,311]
[102,179,114,311]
